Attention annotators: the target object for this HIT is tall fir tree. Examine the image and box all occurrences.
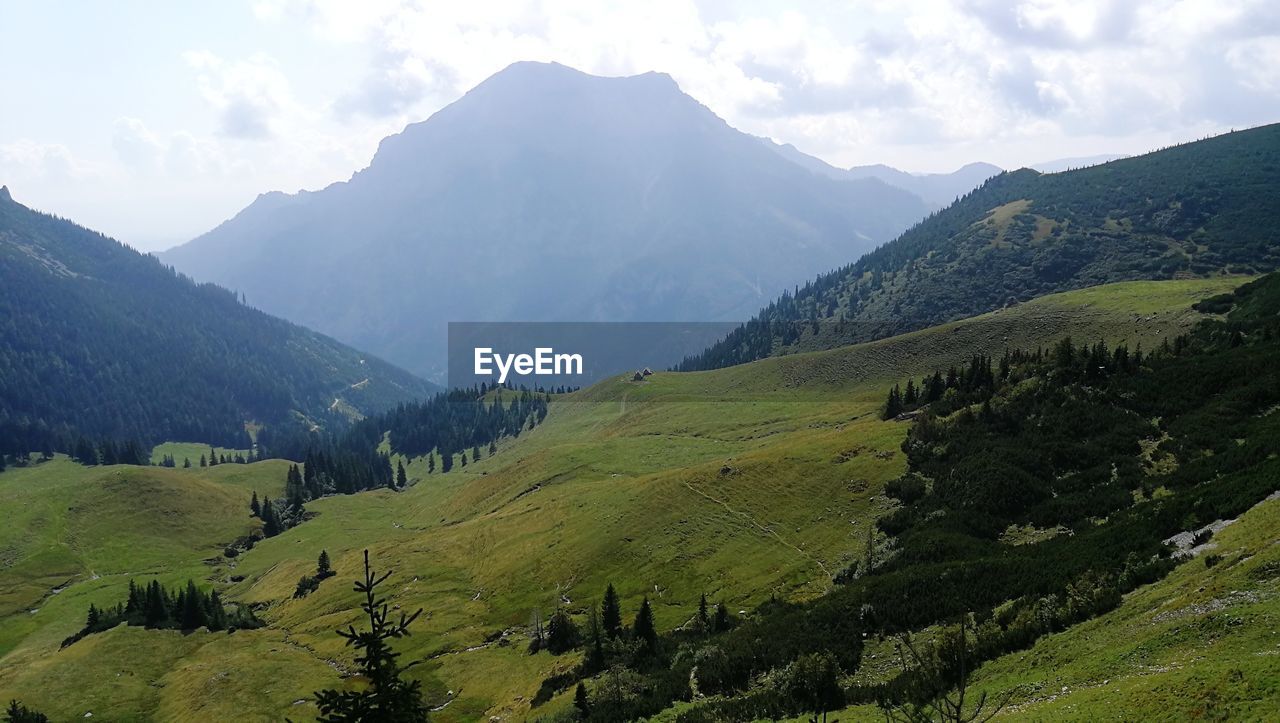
[313,550,428,722]
[633,597,658,654]
[601,583,622,639]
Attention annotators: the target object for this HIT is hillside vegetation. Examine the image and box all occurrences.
[0,188,435,458]
[683,122,1280,371]
[0,277,1246,721]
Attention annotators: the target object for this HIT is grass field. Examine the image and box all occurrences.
[0,276,1256,721]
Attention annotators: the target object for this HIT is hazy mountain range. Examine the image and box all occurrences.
[162,62,936,380]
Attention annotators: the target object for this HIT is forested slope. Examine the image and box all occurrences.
[0,187,435,456]
[683,123,1280,370]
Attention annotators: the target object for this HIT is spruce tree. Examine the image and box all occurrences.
[261,500,281,537]
[4,700,49,723]
[180,580,208,630]
[884,384,904,420]
[697,593,709,633]
[488,440,497,457]
[573,682,591,718]
[427,454,435,474]
[396,461,407,489]
[632,597,658,654]
[713,602,730,633]
[250,491,261,517]
[183,457,191,468]
[601,583,622,639]
[313,550,428,722]
[199,454,207,468]
[317,549,333,579]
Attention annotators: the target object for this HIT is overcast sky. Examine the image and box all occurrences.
[1,0,1277,251]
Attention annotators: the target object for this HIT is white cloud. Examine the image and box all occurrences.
[184,51,296,139]
[4,0,1277,249]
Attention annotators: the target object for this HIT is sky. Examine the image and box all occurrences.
[1,0,1277,251]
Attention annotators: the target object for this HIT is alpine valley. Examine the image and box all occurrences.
[1,61,1278,723]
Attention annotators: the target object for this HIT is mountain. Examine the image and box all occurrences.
[0,187,434,455]
[682,123,1280,371]
[1031,153,1128,173]
[162,61,931,380]
[759,137,1002,207]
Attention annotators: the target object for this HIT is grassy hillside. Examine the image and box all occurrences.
[810,493,1280,721]
[0,277,1249,720]
[0,189,435,457]
[683,123,1280,371]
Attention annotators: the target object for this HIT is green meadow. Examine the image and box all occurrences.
[0,276,1259,721]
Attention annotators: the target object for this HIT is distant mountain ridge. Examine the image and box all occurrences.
[0,188,435,455]
[682,123,1280,370]
[163,61,931,380]
[758,138,1002,208]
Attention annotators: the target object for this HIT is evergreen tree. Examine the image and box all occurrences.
[396,461,407,489]
[573,682,591,718]
[633,597,658,654]
[884,384,904,419]
[697,593,709,633]
[601,583,622,639]
[904,379,918,406]
[471,445,481,463]
[713,602,730,633]
[427,454,435,474]
[313,550,428,722]
[208,446,218,466]
[318,549,333,579]
[4,700,49,723]
[199,454,207,468]
[261,499,281,537]
[250,490,261,517]
[546,609,580,654]
[183,457,191,468]
[180,580,208,629]
[488,440,497,457]
[86,603,101,630]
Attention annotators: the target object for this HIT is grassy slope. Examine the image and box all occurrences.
[800,494,1280,722]
[0,277,1246,721]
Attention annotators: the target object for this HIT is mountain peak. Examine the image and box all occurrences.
[0,185,11,202]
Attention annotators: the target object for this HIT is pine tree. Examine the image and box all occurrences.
[546,609,580,654]
[199,454,207,468]
[250,491,261,517]
[261,500,281,537]
[471,445,481,463]
[396,461,407,489]
[313,550,428,722]
[427,454,435,473]
[317,549,333,579]
[488,440,497,457]
[4,700,49,723]
[86,603,101,630]
[697,593,709,633]
[884,384,904,420]
[601,583,622,639]
[208,446,218,466]
[180,580,208,630]
[183,457,191,468]
[713,602,730,633]
[573,682,591,718]
[633,597,658,654]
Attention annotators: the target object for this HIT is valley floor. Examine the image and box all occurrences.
[0,276,1269,721]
